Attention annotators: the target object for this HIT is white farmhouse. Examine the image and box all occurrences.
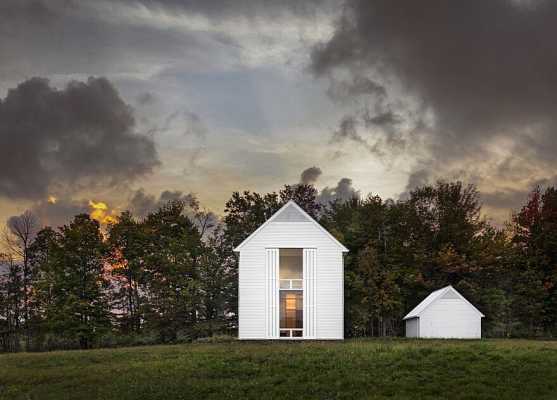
[234,200,348,340]
[403,285,484,339]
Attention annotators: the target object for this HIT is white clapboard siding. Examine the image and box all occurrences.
[303,248,316,338]
[265,248,279,338]
[315,249,344,339]
[403,286,483,339]
[238,248,266,339]
[419,299,482,338]
[405,318,419,338]
[237,201,346,340]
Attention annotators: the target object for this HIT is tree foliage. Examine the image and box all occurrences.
[2,181,557,351]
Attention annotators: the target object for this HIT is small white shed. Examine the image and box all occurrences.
[403,286,484,339]
[234,200,348,340]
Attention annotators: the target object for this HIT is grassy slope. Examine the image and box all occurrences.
[1,339,557,400]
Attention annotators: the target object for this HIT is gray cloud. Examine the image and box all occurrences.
[296,166,359,205]
[0,77,159,200]
[332,115,369,148]
[326,76,386,102]
[398,169,433,201]
[127,188,220,235]
[481,189,531,212]
[128,188,197,218]
[312,0,557,218]
[300,166,322,185]
[481,175,557,211]
[0,0,236,82]
[136,92,156,106]
[27,198,90,229]
[0,0,337,83]
[114,0,335,20]
[318,177,360,205]
[147,109,208,139]
[183,111,208,138]
[363,110,402,128]
[332,114,393,156]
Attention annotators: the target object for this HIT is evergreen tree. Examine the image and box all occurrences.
[31,215,111,349]
[27,227,58,349]
[141,200,203,341]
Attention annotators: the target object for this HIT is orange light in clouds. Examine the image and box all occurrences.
[89,200,108,211]
[47,195,57,204]
[89,200,118,225]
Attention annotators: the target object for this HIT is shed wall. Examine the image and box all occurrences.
[405,318,419,338]
[419,298,481,338]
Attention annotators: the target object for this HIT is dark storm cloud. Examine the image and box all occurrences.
[27,198,90,229]
[0,0,232,81]
[333,110,409,158]
[332,115,370,149]
[0,77,159,200]
[363,111,402,128]
[312,0,557,149]
[119,0,335,19]
[136,92,156,106]
[128,188,196,218]
[319,177,360,205]
[297,166,359,205]
[0,0,54,24]
[300,166,323,185]
[127,188,220,235]
[398,169,433,200]
[480,175,557,211]
[311,0,557,215]
[326,76,386,102]
[0,0,336,78]
[480,189,530,212]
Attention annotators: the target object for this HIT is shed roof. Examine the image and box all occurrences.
[233,200,349,252]
[403,285,484,320]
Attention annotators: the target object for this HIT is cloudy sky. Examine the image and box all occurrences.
[1,0,556,227]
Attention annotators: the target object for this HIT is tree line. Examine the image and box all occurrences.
[1,181,557,351]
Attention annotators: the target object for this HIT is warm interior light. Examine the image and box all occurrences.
[286,294,297,311]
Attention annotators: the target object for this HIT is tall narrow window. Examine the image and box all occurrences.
[279,248,303,337]
[279,248,303,289]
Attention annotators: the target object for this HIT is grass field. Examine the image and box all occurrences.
[1,339,557,400]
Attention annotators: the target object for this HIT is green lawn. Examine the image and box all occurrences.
[1,339,557,400]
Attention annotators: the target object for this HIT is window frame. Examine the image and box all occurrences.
[278,248,304,340]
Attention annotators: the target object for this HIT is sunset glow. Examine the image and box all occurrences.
[89,200,118,225]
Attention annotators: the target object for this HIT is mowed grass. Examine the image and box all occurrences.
[1,339,557,400]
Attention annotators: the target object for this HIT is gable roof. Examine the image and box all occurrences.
[233,200,349,252]
[273,202,311,222]
[403,285,484,320]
